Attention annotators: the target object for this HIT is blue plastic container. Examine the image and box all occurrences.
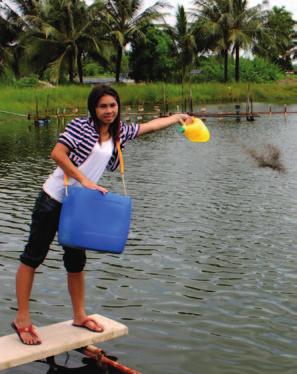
[58,186,132,254]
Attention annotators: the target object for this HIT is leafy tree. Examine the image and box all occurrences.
[129,24,175,82]
[194,56,283,82]
[0,0,41,78]
[229,0,263,81]
[28,0,108,83]
[254,6,296,70]
[1,0,109,83]
[104,0,167,82]
[0,15,14,76]
[193,0,233,82]
[170,5,196,83]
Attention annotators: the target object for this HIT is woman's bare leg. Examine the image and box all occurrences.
[14,263,41,344]
[67,271,103,331]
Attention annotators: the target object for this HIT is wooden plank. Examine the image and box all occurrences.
[0,314,128,371]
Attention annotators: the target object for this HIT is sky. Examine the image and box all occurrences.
[143,0,297,21]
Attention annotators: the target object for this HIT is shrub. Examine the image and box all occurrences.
[240,58,284,82]
[16,74,39,88]
[192,56,284,83]
[84,63,105,76]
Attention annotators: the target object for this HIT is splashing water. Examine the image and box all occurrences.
[233,138,286,173]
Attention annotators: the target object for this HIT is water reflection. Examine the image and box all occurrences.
[1,104,297,374]
[1,352,122,374]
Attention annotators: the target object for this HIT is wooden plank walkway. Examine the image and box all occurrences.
[0,314,128,371]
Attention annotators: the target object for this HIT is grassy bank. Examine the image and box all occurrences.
[0,81,296,115]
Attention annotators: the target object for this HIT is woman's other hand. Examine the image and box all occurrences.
[81,178,108,194]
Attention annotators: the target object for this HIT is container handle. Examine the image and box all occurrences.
[116,141,127,195]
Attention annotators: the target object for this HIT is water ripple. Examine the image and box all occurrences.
[1,108,297,373]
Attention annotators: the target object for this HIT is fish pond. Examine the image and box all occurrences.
[0,103,297,374]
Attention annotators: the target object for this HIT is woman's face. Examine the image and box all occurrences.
[96,94,119,126]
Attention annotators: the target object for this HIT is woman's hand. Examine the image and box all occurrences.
[51,144,108,194]
[81,178,108,194]
[171,113,191,125]
[138,112,191,136]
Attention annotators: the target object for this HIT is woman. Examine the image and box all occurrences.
[12,84,189,345]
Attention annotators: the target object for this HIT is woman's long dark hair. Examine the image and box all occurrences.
[87,84,121,143]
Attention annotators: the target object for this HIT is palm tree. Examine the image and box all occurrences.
[104,0,168,82]
[253,6,296,70]
[0,15,14,76]
[229,0,262,81]
[193,0,264,82]
[27,0,108,83]
[3,0,109,83]
[193,0,233,82]
[0,0,41,78]
[172,5,196,83]
[168,5,195,109]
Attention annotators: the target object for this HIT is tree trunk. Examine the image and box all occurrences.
[12,48,21,79]
[12,59,20,80]
[181,65,186,111]
[235,44,240,82]
[224,49,228,83]
[68,53,74,83]
[115,45,123,83]
[77,50,83,84]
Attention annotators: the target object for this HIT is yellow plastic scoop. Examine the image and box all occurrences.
[179,117,210,142]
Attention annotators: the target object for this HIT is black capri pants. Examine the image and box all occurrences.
[20,190,86,272]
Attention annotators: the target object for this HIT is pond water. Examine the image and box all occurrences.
[1,103,297,374]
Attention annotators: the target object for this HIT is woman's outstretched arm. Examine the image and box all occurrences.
[137,113,190,136]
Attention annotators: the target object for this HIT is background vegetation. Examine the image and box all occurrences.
[0,80,296,117]
[0,0,296,87]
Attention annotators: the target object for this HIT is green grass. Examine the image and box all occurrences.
[0,85,91,115]
[0,81,296,117]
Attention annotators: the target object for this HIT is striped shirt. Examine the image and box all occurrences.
[58,117,140,171]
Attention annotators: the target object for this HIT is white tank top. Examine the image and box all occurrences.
[43,138,113,202]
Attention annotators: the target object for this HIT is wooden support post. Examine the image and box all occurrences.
[201,107,207,120]
[235,104,241,122]
[79,345,140,374]
[162,83,167,116]
[63,108,66,126]
[189,87,193,114]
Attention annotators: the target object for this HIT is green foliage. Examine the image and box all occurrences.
[192,57,284,83]
[16,74,39,87]
[83,63,106,76]
[254,6,296,70]
[173,5,196,81]
[192,57,226,82]
[1,0,296,85]
[129,25,176,82]
[239,58,284,82]
[0,68,16,85]
[0,82,296,119]
[105,0,166,82]
[120,54,130,77]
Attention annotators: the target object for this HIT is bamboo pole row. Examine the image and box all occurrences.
[29,103,296,125]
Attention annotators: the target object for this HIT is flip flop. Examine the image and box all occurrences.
[72,317,104,333]
[11,321,41,345]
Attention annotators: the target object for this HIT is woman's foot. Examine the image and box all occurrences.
[72,316,104,332]
[11,321,41,345]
